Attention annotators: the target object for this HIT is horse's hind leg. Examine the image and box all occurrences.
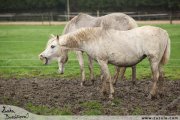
[113,66,128,86]
[158,64,165,97]
[113,66,136,85]
[88,55,95,84]
[76,51,85,86]
[100,69,103,82]
[113,66,120,85]
[149,60,160,99]
[119,67,126,81]
[132,66,136,85]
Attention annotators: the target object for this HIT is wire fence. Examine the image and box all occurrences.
[0,11,179,24]
[0,66,180,68]
[0,58,179,68]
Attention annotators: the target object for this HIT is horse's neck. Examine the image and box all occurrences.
[65,28,100,49]
[59,47,69,56]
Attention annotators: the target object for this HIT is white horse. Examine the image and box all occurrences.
[49,26,170,99]
[39,13,138,86]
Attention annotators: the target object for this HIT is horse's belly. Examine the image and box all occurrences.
[108,60,138,67]
[108,54,145,67]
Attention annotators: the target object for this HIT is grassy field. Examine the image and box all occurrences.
[0,24,180,80]
[0,24,180,116]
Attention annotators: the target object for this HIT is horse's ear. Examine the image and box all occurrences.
[56,35,59,41]
[50,34,55,38]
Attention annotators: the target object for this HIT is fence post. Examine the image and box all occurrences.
[51,12,53,22]
[97,10,99,17]
[169,11,173,24]
[48,12,51,26]
[41,13,44,25]
[67,0,70,20]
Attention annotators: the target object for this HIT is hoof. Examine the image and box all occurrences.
[81,81,94,87]
[158,92,165,98]
[91,79,95,85]
[102,90,108,97]
[112,80,117,86]
[113,82,117,87]
[109,94,114,100]
[58,70,64,74]
[132,81,136,85]
[147,93,157,100]
[147,94,152,100]
[80,81,85,87]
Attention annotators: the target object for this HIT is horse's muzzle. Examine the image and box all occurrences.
[39,54,49,65]
[44,57,48,65]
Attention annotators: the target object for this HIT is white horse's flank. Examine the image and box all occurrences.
[39,13,138,86]
[58,26,170,99]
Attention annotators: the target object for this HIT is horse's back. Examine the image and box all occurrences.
[129,26,169,59]
[135,26,169,43]
[65,13,138,33]
[63,13,96,34]
[96,26,169,66]
[100,13,138,30]
[102,26,169,55]
[75,13,96,26]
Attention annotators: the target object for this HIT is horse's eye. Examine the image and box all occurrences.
[51,45,55,48]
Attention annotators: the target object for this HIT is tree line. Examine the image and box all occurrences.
[0,0,179,13]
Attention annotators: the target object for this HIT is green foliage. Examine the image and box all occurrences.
[0,0,66,12]
[72,0,180,12]
[0,0,179,12]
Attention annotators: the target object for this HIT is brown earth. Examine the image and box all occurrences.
[0,78,179,115]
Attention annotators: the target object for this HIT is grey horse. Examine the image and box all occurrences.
[39,13,138,86]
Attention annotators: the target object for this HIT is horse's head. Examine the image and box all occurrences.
[39,34,60,65]
[39,34,68,74]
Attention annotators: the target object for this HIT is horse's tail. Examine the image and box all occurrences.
[160,31,171,65]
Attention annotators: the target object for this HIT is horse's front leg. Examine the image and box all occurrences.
[76,51,85,86]
[58,61,64,74]
[58,54,68,74]
[87,55,95,84]
[97,59,114,100]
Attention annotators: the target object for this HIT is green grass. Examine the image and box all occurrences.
[0,24,180,80]
[132,107,143,115]
[25,103,72,115]
[80,101,102,115]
